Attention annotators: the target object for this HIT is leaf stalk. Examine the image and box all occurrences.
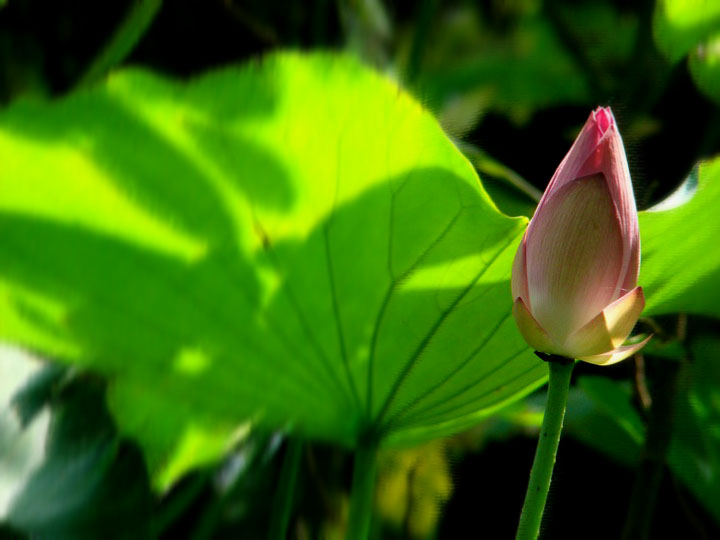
[347,439,379,540]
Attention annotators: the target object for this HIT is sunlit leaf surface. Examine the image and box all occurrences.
[640,157,720,317]
[653,0,720,62]
[0,52,545,486]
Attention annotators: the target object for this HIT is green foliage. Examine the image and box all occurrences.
[640,158,720,317]
[409,6,590,125]
[0,52,545,487]
[653,0,720,104]
[0,348,152,539]
[653,0,720,62]
[670,335,720,524]
[565,333,720,527]
[564,378,644,467]
[688,34,720,105]
[0,1,718,537]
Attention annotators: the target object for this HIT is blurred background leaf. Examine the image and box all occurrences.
[559,327,720,530]
[0,346,153,539]
[688,34,720,105]
[653,0,720,62]
[401,1,592,129]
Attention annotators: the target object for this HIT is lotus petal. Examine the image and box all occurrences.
[525,173,624,341]
[510,107,648,365]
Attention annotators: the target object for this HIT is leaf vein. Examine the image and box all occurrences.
[372,229,522,427]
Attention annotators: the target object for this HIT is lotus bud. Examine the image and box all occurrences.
[511,107,650,365]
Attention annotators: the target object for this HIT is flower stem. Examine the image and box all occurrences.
[516,356,575,540]
[346,439,378,540]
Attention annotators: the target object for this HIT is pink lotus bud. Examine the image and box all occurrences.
[511,107,650,365]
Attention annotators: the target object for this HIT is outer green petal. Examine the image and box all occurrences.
[512,297,557,354]
[565,287,645,357]
[578,335,652,366]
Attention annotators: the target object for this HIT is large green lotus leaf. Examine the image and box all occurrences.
[640,157,720,317]
[653,0,720,62]
[0,52,544,485]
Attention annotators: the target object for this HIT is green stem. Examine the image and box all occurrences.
[346,440,379,540]
[406,0,439,83]
[77,0,163,88]
[516,357,575,540]
[268,437,304,540]
[458,142,543,203]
